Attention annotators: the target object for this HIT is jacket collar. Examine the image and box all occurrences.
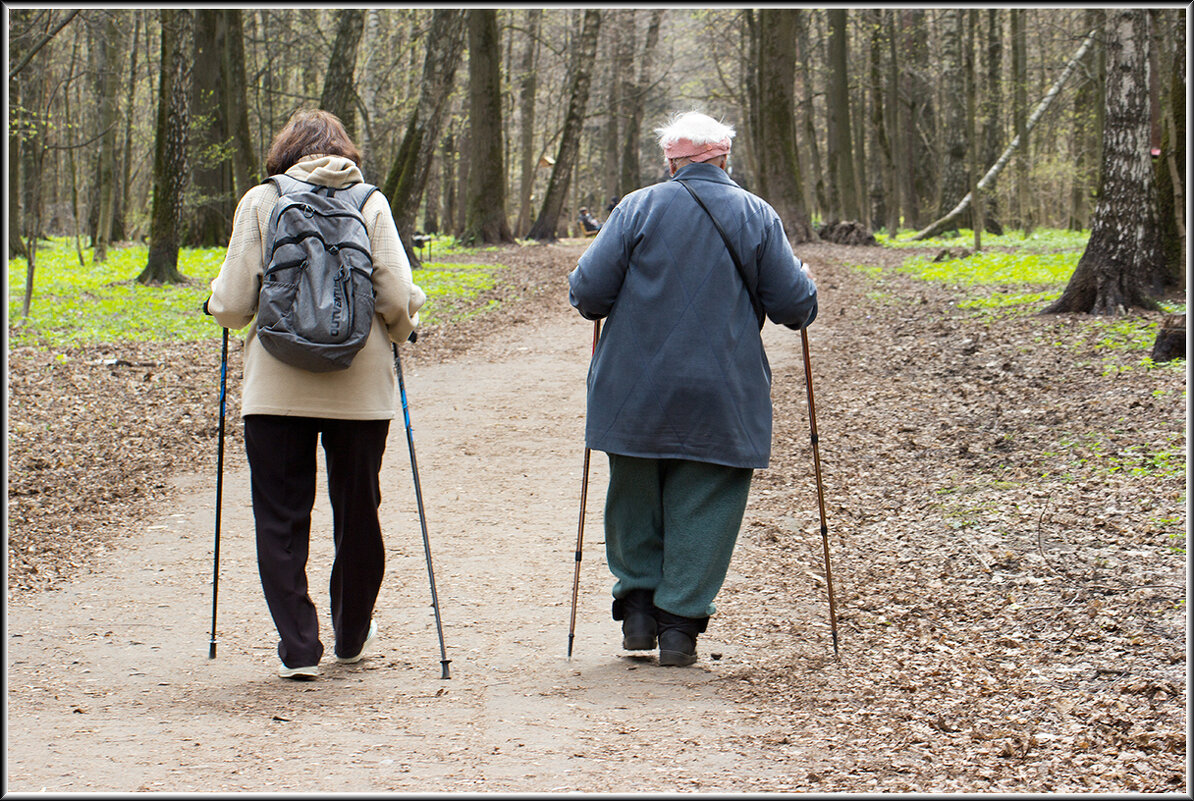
[670,161,737,186]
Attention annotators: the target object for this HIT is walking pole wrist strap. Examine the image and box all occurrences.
[675,179,765,328]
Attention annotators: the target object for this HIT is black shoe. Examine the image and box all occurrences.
[656,610,708,667]
[612,589,658,651]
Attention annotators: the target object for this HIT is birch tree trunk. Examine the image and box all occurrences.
[1044,10,1163,314]
[937,9,969,225]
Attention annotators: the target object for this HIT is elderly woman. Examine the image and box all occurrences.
[208,109,425,680]
[567,111,818,666]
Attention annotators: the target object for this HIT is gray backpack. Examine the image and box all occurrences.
[256,175,379,372]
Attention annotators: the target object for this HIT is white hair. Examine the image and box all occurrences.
[654,111,736,153]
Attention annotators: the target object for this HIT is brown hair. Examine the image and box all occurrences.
[265,109,363,176]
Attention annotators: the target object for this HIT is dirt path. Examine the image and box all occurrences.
[6,282,827,793]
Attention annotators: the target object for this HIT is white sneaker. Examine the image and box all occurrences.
[278,663,319,680]
[336,619,377,664]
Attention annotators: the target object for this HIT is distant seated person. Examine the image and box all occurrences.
[578,207,602,234]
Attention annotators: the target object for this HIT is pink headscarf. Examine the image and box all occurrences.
[663,137,732,163]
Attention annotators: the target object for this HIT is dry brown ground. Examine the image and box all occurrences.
[6,238,1188,793]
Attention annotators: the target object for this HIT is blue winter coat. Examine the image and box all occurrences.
[568,162,818,469]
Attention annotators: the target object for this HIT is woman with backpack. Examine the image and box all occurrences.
[206,109,425,680]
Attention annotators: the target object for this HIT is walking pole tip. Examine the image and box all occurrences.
[440,659,452,680]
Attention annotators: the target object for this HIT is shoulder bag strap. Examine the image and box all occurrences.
[675,179,765,328]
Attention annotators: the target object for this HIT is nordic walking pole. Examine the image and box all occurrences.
[800,326,840,660]
[567,318,601,660]
[393,340,451,679]
[209,327,229,659]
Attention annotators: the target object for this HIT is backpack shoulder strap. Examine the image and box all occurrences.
[674,179,765,328]
[264,174,311,198]
[340,182,380,212]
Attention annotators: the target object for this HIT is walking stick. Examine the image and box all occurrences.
[209,328,229,659]
[567,318,601,659]
[393,341,451,679]
[800,326,840,659]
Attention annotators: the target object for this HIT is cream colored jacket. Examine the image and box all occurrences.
[208,156,426,420]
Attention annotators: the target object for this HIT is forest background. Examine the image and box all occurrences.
[6,7,1187,309]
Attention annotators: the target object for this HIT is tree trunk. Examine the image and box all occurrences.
[113,9,141,242]
[515,9,542,236]
[382,9,467,265]
[867,11,893,233]
[1012,9,1032,235]
[794,11,828,217]
[463,9,514,245]
[901,10,935,228]
[936,9,969,227]
[92,11,123,262]
[825,10,859,222]
[1151,9,1185,287]
[601,11,629,203]
[319,9,365,141]
[966,9,983,251]
[225,10,259,194]
[442,132,457,239]
[528,9,602,242]
[981,9,1003,233]
[620,9,663,198]
[139,9,193,285]
[753,10,816,242]
[186,10,235,248]
[1043,10,1163,315]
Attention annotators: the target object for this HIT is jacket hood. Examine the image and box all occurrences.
[284,155,364,188]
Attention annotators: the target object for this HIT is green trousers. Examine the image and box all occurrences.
[603,453,754,619]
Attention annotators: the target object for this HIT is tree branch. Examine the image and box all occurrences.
[9,10,81,79]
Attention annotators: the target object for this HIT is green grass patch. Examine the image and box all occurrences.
[411,260,508,326]
[8,237,510,348]
[878,227,1089,253]
[898,250,1080,285]
[8,239,225,348]
[958,290,1063,311]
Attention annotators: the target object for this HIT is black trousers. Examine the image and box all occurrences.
[244,414,390,668]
